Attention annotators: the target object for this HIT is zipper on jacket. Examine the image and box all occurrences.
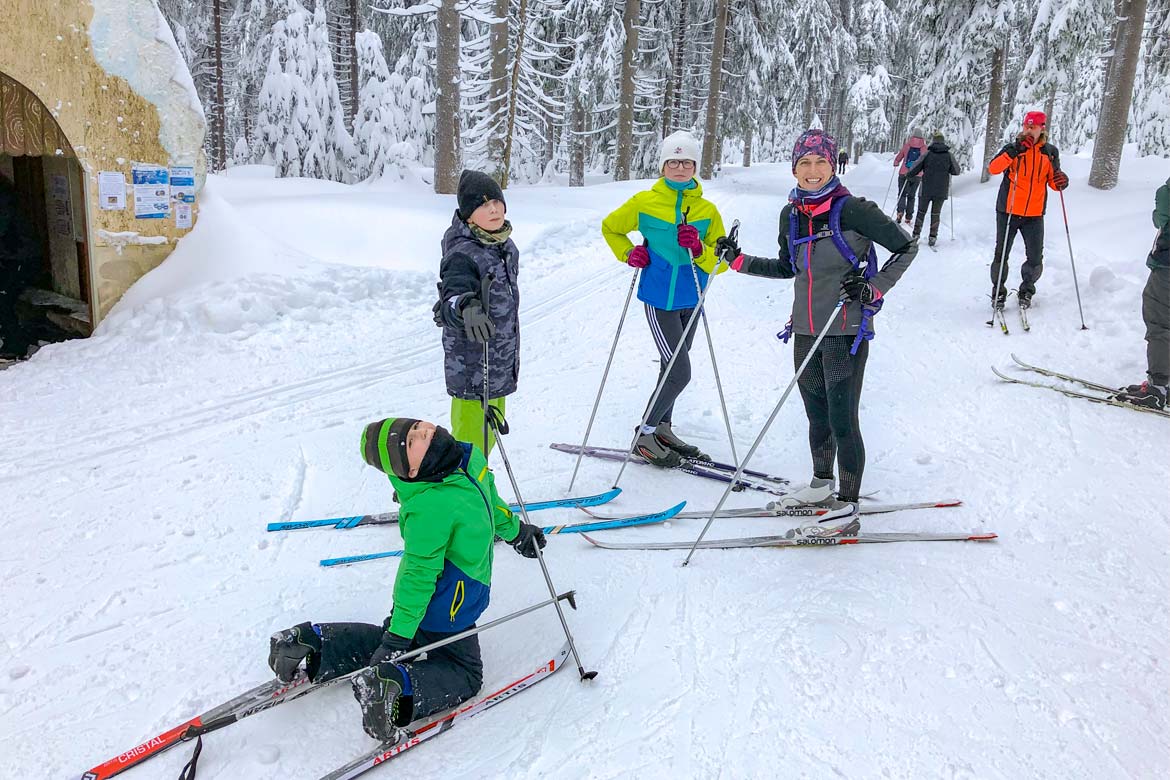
[463,467,497,542]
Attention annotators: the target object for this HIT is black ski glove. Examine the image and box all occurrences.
[268,621,322,683]
[715,234,741,265]
[461,299,496,343]
[840,270,877,305]
[510,522,547,559]
[369,631,413,667]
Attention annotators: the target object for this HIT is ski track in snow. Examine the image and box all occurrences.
[1,155,1168,778]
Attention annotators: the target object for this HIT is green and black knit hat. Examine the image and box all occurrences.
[361,417,419,479]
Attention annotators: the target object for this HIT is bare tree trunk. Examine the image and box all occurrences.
[487,0,509,179]
[699,0,729,178]
[434,0,462,193]
[570,93,585,187]
[211,0,226,171]
[663,0,688,135]
[347,0,358,129]
[980,46,1006,184]
[501,0,531,187]
[614,0,641,181]
[742,125,753,167]
[1089,0,1147,189]
[802,91,814,129]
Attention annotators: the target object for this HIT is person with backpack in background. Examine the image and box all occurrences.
[838,148,849,174]
[906,132,960,247]
[714,129,917,538]
[986,110,1069,311]
[1114,177,1170,410]
[432,170,520,456]
[601,130,729,467]
[893,131,927,225]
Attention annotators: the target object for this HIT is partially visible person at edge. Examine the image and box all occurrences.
[986,110,1069,310]
[905,131,960,247]
[601,130,728,467]
[431,170,520,456]
[1115,177,1170,410]
[267,417,546,744]
[838,148,850,174]
[0,172,39,360]
[715,129,917,538]
[892,131,927,225]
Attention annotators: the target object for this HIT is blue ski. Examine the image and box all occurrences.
[318,500,687,568]
[269,488,622,532]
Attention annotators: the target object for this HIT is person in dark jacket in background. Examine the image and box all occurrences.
[906,132,960,247]
[715,130,917,538]
[1115,176,1170,410]
[431,170,520,456]
[838,148,849,174]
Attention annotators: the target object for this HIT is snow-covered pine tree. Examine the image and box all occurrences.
[303,4,356,181]
[354,30,409,179]
[1137,0,1170,155]
[846,0,896,157]
[256,3,319,177]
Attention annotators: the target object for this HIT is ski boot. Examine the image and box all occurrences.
[769,476,835,509]
[1018,286,1034,309]
[268,622,322,683]
[1114,381,1167,410]
[654,422,709,460]
[895,212,904,224]
[928,236,937,247]
[992,288,1007,312]
[634,427,682,468]
[352,662,412,743]
[786,500,860,539]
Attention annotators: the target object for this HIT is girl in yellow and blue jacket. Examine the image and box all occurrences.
[601,131,727,466]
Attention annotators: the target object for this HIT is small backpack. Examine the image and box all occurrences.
[904,145,922,169]
[779,196,883,355]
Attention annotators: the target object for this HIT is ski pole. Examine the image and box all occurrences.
[991,172,1016,322]
[610,232,733,491]
[487,407,598,681]
[567,267,639,493]
[881,167,896,210]
[891,175,910,218]
[682,299,846,568]
[683,213,740,466]
[480,273,495,455]
[1057,189,1089,330]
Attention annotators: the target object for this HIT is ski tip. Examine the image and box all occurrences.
[579,533,602,547]
[663,500,687,518]
[969,533,998,541]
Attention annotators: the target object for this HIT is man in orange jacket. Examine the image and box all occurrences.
[987,110,1069,309]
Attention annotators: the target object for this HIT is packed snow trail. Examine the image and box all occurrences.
[0,155,1167,778]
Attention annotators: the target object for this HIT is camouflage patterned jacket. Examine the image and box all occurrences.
[438,212,520,399]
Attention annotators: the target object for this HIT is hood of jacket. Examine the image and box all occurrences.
[927,140,950,153]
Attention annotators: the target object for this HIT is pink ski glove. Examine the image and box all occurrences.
[677,224,703,258]
[626,245,650,269]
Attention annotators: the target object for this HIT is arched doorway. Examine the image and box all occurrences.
[1,70,92,362]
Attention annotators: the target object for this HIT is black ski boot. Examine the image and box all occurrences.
[1114,381,1167,410]
[1018,286,1034,309]
[634,427,682,468]
[992,288,1007,311]
[268,622,322,683]
[352,662,412,743]
[654,422,709,460]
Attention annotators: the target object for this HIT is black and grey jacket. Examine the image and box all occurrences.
[737,196,916,338]
[435,212,520,399]
[906,141,961,200]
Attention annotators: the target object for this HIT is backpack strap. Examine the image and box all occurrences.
[826,197,883,355]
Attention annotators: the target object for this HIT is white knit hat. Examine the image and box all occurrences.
[659,131,701,171]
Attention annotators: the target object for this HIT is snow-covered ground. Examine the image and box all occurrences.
[2,150,1168,779]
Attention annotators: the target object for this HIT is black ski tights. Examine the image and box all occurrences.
[793,335,869,502]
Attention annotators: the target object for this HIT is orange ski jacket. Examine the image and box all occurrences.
[987,140,1061,217]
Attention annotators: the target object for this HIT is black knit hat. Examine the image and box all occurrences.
[457,169,506,221]
[361,417,418,479]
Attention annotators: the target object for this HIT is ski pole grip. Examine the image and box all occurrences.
[480,272,494,308]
